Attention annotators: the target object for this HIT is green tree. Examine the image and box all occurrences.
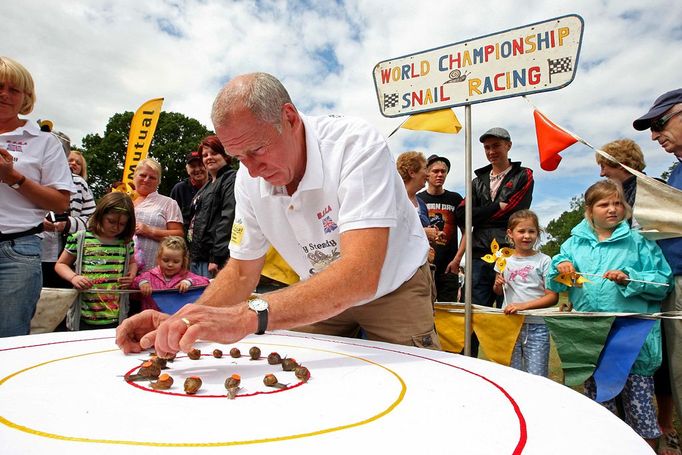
[661,161,678,181]
[540,196,585,258]
[82,111,212,199]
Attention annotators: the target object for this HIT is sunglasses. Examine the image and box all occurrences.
[651,110,682,132]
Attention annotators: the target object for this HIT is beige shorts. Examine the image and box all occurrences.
[294,263,441,350]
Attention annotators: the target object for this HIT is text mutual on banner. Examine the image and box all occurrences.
[121,98,164,190]
[373,14,584,117]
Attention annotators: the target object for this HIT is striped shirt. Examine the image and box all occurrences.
[41,174,97,261]
[64,231,134,325]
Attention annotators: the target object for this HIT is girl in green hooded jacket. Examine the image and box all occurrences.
[547,179,672,448]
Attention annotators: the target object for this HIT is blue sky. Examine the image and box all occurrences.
[5,0,681,227]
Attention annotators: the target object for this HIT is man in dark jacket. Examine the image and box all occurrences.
[170,150,207,234]
[456,127,534,308]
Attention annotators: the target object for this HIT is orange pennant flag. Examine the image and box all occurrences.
[534,109,579,171]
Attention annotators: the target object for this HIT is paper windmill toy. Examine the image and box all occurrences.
[554,273,590,287]
[481,239,514,272]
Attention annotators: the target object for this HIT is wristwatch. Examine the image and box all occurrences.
[9,175,26,190]
[247,296,269,335]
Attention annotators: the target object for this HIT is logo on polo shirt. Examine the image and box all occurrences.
[5,140,26,153]
[230,219,244,246]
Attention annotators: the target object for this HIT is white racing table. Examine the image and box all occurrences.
[0,329,651,454]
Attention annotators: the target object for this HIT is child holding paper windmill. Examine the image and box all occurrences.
[493,210,558,377]
[546,179,672,447]
[55,192,138,330]
[132,236,210,312]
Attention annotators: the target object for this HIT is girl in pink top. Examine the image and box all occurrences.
[133,236,210,311]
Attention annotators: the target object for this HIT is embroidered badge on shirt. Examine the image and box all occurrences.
[321,216,338,234]
[6,140,26,153]
[231,220,245,246]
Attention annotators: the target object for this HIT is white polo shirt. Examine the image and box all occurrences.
[229,114,428,304]
[0,120,74,234]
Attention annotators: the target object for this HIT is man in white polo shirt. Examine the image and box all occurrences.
[117,72,440,355]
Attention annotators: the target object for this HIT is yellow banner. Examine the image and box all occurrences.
[121,98,164,190]
[434,305,525,366]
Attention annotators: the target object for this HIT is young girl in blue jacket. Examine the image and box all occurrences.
[547,179,672,449]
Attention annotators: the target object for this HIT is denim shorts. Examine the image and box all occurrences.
[0,235,43,337]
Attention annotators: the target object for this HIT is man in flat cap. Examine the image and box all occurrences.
[634,88,682,448]
[170,150,208,235]
[418,154,464,302]
[457,127,534,309]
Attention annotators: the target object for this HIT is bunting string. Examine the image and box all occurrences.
[435,303,682,319]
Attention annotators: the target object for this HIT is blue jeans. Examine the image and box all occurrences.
[190,261,210,278]
[0,235,43,337]
[471,257,502,307]
[510,323,550,377]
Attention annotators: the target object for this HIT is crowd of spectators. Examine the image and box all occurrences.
[1,56,680,453]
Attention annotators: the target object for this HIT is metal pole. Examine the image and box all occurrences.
[463,104,473,357]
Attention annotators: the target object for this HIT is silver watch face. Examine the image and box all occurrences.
[249,298,268,312]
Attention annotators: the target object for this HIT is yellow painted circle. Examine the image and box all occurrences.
[0,342,406,447]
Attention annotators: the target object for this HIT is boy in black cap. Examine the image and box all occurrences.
[456,127,534,310]
[634,88,682,452]
[170,150,208,234]
[418,154,463,301]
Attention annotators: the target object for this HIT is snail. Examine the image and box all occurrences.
[263,373,286,389]
[229,347,241,358]
[184,376,202,394]
[225,374,241,400]
[249,346,261,360]
[294,366,310,383]
[150,373,174,390]
[225,373,241,389]
[267,352,282,365]
[213,349,223,358]
[124,360,161,382]
[281,358,298,371]
[188,348,202,360]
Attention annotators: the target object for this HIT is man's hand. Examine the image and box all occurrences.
[116,310,171,354]
[445,256,461,274]
[138,304,254,357]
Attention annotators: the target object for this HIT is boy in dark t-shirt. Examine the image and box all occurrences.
[418,155,464,302]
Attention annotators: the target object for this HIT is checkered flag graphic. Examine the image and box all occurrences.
[548,57,573,83]
[383,93,399,110]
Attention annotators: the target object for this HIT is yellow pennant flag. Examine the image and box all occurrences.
[401,108,462,134]
[121,98,164,192]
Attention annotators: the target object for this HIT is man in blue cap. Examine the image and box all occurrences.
[634,88,682,452]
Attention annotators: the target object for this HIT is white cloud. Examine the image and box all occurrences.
[4,0,681,223]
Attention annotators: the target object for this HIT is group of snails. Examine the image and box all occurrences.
[124,346,311,397]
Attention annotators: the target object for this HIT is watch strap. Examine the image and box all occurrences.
[10,175,26,189]
[255,309,267,335]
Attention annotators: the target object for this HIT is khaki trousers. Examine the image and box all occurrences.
[294,263,441,350]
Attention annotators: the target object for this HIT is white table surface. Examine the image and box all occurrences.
[0,329,652,454]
